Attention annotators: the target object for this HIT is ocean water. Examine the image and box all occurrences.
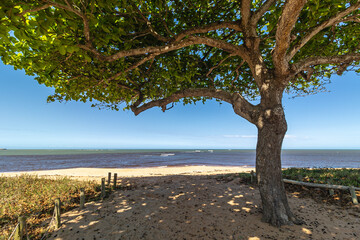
[0,149,359,172]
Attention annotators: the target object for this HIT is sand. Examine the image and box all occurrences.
[0,166,254,180]
[2,167,360,240]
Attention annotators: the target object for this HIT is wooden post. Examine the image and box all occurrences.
[101,178,106,199]
[54,198,61,229]
[349,186,359,205]
[327,181,334,196]
[107,172,111,186]
[14,216,26,240]
[80,188,85,209]
[250,171,255,183]
[113,173,117,189]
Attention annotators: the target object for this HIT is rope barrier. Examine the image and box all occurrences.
[7,222,19,240]
[40,208,57,240]
[7,208,56,240]
[24,220,30,240]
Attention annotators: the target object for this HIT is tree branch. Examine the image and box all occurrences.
[49,0,91,43]
[131,89,232,115]
[107,54,159,81]
[273,0,307,76]
[231,60,246,87]
[23,1,92,44]
[77,44,105,60]
[241,0,251,28]
[206,54,236,77]
[159,17,174,37]
[174,21,242,42]
[131,3,170,42]
[104,36,250,63]
[287,1,360,61]
[291,53,360,76]
[341,14,360,23]
[19,4,250,65]
[130,88,258,124]
[251,0,277,26]
[129,30,152,41]
[231,92,260,124]
[18,4,51,15]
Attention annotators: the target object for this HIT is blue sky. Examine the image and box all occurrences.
[0,61,359,149]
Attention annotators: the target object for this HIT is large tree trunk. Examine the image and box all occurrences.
[255,89,301,226]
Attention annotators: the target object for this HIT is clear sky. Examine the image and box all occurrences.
[0,61,359,149]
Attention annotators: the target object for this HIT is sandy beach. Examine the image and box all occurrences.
[1,166,254,179]
[2,167,360,240]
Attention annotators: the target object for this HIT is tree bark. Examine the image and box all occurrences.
[255,86,301,226]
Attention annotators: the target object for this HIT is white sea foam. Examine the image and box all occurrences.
[160,153,175,157]
[185,150,203,153]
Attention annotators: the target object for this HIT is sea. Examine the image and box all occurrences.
[0,149,359,173]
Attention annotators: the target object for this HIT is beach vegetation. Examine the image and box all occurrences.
[219,168,360,188]
[282,168,360,187]
[0,174,102,240]
[1,0,360,226]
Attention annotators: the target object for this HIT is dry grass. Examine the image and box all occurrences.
[0,174,102,239]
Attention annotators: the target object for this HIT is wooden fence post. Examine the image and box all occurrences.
[14,216,26,240]
[250,171,255,183]
[54,198,61,229]
[107,172,111,186]
[327,181,335,196]
[349,186,359,205]
[113,173,117,189]
[80,188,85,209]
[101,178,106,199]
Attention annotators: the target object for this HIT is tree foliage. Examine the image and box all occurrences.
[1,0,359,113]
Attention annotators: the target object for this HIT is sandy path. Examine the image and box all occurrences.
[47,175,359,240]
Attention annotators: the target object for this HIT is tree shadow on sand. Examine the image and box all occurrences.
[49,175,360,240]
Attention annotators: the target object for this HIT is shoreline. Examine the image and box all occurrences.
[0,166,255,179]
[2,166,359,179]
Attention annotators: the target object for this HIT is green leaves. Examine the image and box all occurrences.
[0,0,359,109]
[84,54,92,62]
[59,45,67,55]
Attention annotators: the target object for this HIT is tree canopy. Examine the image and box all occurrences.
[1,0,359,115]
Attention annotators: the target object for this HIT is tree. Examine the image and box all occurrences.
[1,0,359,226]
